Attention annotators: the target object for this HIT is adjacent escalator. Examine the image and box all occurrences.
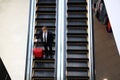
[66,0,90,79]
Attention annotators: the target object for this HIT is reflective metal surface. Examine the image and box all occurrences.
[25,0,36,80]
[87,0,95,80]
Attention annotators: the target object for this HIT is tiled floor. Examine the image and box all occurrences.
[94,16,120,80]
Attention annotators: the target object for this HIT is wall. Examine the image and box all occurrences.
[104,0,120,55]
[0,0,29,80]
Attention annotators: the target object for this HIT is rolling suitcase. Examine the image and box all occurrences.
[33,48,43,58]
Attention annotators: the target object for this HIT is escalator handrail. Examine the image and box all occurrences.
[87,0,95,80]
[55,0,59,79]
[63,0,67,80]
[24,0,36,80]
[56,0,67,80]
[56,0,62,79]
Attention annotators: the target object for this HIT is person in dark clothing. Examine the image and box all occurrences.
[38,26,54,59]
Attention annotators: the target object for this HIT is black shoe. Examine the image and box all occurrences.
[45,55,48,59]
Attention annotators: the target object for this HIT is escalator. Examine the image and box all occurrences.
[25,0,94,80]
[66,0,91,79]
[32,0,56,80]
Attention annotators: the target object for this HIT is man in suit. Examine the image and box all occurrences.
[38,26,54,59]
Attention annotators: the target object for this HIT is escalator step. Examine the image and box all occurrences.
[35,25,55,28]
[36,7,56,13]
[36,14,55,20]
[33,59,55,62]
[68,0,87,4]
[67,70,88,77]
[68,12,87,18]
[67,32,88,36]
[36,23,55,27]
[68,5,87,12]
[67,76,89,80]
[68,16,87,19]
[67,36,87,42]
[67,53,88,59]
[36,19,55,22]
[33,62,54,69]
[67,30,87,34]
[67,43,88,50]
[32,77,54,80]
[68,13,87,19]
[67,61,88,68]
[68,2,87,6]
[67,67,89,71]
[35,19,55,28]
[67,42,87,45]
[37,0,56,5]
[67,49,88,52]
[67,33,88,36]
[68,28,87,33]
[33,69,54,77]
[67,50,88,54]
[67,25,87,27]
[37,0,56,2]
[68,21,86,26]
[67,58,89,61]
[67,41,88,44]
[35,27,56,30]
[67,26,87,30]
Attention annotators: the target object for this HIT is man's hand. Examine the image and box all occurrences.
[34,39,37,42]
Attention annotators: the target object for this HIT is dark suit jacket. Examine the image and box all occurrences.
[38,31,54,44]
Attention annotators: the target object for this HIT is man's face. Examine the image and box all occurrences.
[42,28,47,33]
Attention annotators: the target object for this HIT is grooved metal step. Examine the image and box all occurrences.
[67,43,88,51]
[37,0,56,5]
[68,13,87,20]
[68,6,87,12]
[33,61,54,69]
[36,14,55,20]
[36,21,55,27]
[68,28,87,33]
[67,53,88,59]
[67,35,87,42]
[68,20,87,26]
[67,70,88,77]
[68,0,87,4]
[67,60,88,68]
[32,78,54,80]
[36,6,56,13]
[33,69,54,77]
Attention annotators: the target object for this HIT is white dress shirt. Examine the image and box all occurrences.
[43,32,47,42]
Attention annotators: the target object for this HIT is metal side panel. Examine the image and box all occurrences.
[87,0,95,80]
[56,0,67,80]
[25,0,36,80]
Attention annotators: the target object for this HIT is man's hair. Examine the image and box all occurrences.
[42,26,48,30]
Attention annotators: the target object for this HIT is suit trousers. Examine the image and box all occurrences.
[42,42,53,57]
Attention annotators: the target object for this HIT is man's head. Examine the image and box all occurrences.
[42,26,48,33]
